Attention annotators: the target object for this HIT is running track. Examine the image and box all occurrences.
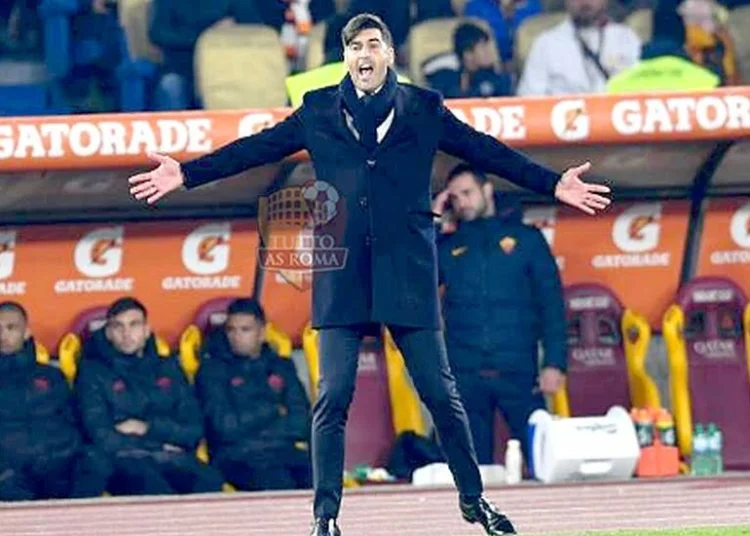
[2,476,750,535]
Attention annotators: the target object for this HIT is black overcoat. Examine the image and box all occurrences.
[181,83,561,330]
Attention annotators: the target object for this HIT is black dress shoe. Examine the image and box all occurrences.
[309,517,341,536]
[460,496,517,535]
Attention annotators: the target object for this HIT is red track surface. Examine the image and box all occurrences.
[2,476,750,536]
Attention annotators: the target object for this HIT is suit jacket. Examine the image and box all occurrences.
[180,82,561,329]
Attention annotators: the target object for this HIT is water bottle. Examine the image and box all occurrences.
[655,408,676,447]
[691,423,708,476]
[706,423,723,475]
[633,408,654,448]
[505,439,523,485]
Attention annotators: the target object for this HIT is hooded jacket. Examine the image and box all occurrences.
[74,329,204,458]
[437,194,567,376]
[194,329,311,462]
[0,338,81,467]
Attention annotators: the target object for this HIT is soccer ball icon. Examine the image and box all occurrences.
[301,180,340,227]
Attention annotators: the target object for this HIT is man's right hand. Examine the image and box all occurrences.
[128,152,185,205]
[432,189,457,234]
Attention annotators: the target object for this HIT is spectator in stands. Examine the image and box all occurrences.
[195,298,312,492]
[516,0,641,95]
[75,297,224,496]
[425,21,513,99]
[0,301,110,501]
[65,0,123,112]
[464,0,543,69]
[644,0,741,85]
[433,164,567,466]
[148,0,232,110]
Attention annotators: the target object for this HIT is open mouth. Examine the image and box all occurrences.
[358,64,374,81]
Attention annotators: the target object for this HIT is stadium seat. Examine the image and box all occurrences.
[35,341,51,365]
[625,8,653,44]
[406,17,499,87]
[662,276,750,470]
[178,296,294,385]
[728,6,750,84]
[514,12,567,74]
[57,305,170,385]
[118,0,163,111]
[38,0,79,80]
[302,324,427,471]
[551,283,661,418]
[195,23,289,110]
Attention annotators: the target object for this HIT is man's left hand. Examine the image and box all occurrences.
[555,162,611,215]
[116,419,149,436]
[539,367,565,395]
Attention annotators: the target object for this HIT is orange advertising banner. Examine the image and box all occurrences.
[0,220,261,352]
[0,88,749,172]
[523,200,691,328]
[696,197,750,298]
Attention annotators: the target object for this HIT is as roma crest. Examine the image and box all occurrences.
[499,236,517,253]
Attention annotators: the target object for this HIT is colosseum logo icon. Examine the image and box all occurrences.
[257,180,348,291]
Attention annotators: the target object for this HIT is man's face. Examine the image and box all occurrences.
[448,173,493,221]
[106,309,149,356]
[344,28,394,93]
[463,40,494,73]
[225,313,264,358]
[566,0,607,26]
[0,309,27,356]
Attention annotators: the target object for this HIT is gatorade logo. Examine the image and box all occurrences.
[162,222,240,291]
[55,226,133,294]
[75,226,124,278]
[182,222,231,275]
[729,201,750,248]
[551,100,590,142]
[709,201,750,265]
[0,230,16,280]
[237,113,275,138]
[592,203,670,268]
[613,203,662,253]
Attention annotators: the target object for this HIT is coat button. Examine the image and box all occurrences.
[365,235,372,246]
[366,159,376,168]
[358,196,368,208]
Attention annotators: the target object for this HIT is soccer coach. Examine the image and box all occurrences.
[129,13,610,536]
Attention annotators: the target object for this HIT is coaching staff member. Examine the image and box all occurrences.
[128,13,610,536]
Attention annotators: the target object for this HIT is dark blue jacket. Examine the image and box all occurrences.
[437,195,567,376]
[75,330,204,458]
[194,331,311,463]
[180,79,561,331]
[0,338,82,468]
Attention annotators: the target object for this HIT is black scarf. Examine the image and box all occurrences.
[339,67,399,153]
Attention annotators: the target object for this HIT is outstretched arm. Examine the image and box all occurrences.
[129,108,307,204]
[437,103,610,215]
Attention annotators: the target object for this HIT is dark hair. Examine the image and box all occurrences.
[106,297,147,320]
[445,163,489,188]
[341,13,393,48]
[453,22,490,63]
[227,298,266,324]
[0,301,27,322]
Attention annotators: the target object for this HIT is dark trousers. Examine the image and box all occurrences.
[106,453,224,496]
[0,447,110,501]
[454,370,546,465]
[312,324,483,519]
